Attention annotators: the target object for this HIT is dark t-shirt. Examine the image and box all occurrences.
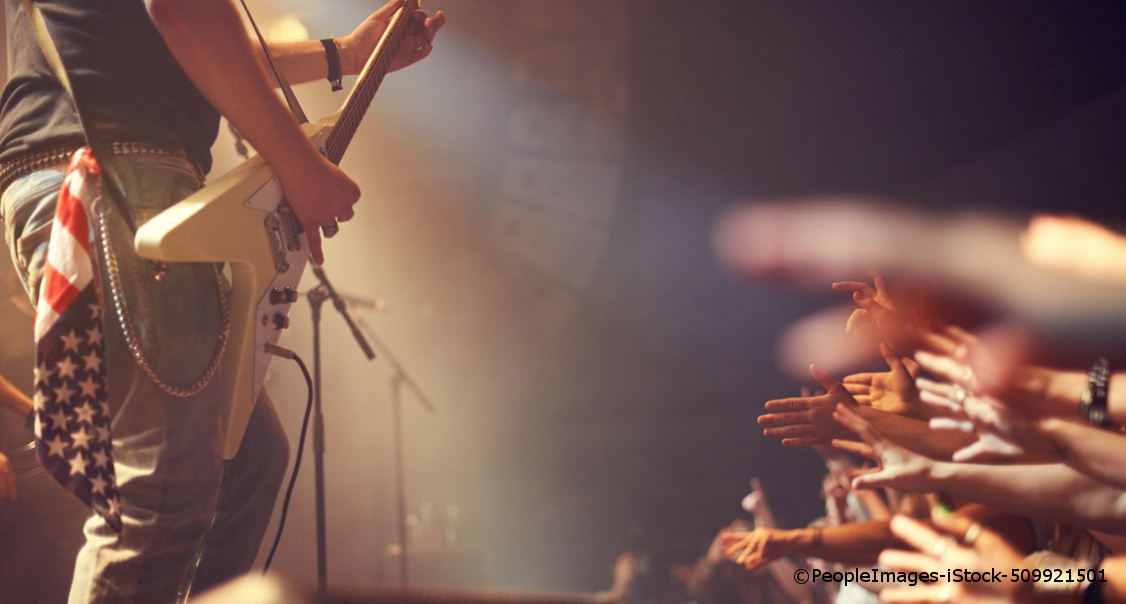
[0,0,220,174]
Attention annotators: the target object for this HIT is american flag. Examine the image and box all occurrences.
[33,148,121,530]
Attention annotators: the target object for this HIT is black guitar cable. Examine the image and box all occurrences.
[262,343,314,572]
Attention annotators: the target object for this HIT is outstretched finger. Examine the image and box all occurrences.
[758,412,807,426]
[782,436,825,447]
[951,434,1023,463]
[851,469,898,491]
[918,391,964,416]
[915,377,954,397]
[810,364,843,393]
[842,373,876,385]
[832,281,876,297]
[306,225,324,266]
[843,383,870,395]
[831,438,877,460]
[763,424,815,438]
[868,268,890,296]
[950,440,998,463]
[764,397,811,411]
[913,351,970,386]
[928,417,974,432]
[429,10,447,36]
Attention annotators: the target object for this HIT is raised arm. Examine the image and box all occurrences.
[835,405,1126,535]
[145,0,360,264]
[721,521,898,568]
[258,1,445,87]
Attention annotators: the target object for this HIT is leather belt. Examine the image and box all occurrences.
[0,142,200,199]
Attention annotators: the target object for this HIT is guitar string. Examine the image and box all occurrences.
[325,1,417,165]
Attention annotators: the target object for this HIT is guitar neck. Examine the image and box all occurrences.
[323,0,419,165]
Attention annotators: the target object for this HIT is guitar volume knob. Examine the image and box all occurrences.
[271,313,290,330]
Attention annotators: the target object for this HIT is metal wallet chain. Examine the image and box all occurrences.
[92,193,231,398]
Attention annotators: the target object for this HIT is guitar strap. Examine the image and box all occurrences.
[21,0,137,231]
[237,0,309,125]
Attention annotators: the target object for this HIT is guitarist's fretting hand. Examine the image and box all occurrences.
[340,0,446,76]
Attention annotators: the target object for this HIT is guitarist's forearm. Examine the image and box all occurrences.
[146,0,321,176]
[256,39,357,87]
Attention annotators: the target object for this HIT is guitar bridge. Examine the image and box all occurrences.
[264,214,291,274]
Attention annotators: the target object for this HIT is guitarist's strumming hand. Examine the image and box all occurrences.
[340,0,447,76]
[278,153,360,265]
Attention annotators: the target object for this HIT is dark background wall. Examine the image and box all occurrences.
[5,0,1126,595]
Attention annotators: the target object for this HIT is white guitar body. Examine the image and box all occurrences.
[135,118,335,459]
[133,0,416,459]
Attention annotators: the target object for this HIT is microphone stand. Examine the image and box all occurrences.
[305,262,376,597]
[354,314,437,588]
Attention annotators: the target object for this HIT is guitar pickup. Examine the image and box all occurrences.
[263,214,291,274]
[277,202,303,252]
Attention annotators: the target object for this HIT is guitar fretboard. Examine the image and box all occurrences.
[324,0,420,165]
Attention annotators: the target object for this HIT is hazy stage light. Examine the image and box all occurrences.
[268,15,309,41]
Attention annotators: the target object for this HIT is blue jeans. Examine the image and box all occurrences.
[1,153,290,603]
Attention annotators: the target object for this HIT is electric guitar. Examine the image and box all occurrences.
[134,0,419,459]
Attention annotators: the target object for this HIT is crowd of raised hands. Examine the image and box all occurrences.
[714,264,1126,604]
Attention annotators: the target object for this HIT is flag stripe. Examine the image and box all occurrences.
[57,175,91,255]
[40,259,82,317]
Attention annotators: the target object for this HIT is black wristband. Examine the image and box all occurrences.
[810,527,823,549]
[321,37,343,92]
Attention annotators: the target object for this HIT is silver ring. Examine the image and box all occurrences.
[322,222,340,238]
[931,535,954,558]
[953,384,968,404]
[962,522,983,546]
